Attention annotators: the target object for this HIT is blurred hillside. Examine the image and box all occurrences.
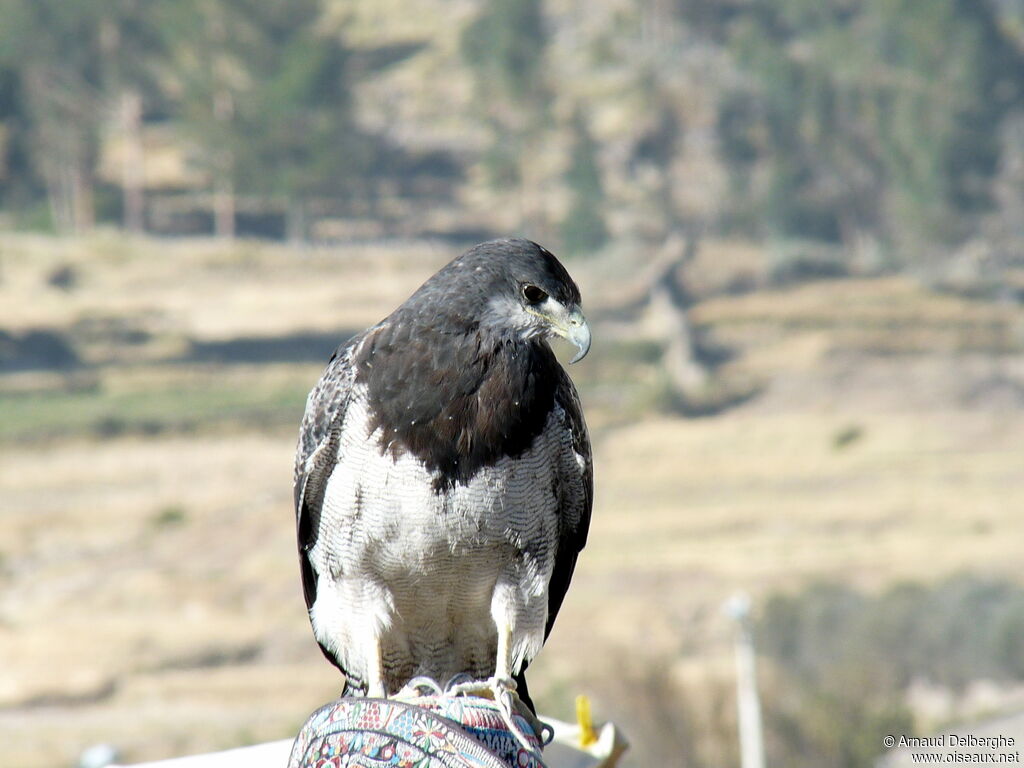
[5,2,1024,767]
[1,0,1023,270]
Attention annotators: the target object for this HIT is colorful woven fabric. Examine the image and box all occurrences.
[288,696,547,768]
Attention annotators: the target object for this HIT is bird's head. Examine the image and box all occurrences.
[451,239,591,363]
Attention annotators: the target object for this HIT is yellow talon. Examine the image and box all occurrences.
[575,694,598,747]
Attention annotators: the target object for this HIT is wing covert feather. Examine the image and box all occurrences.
[294,335,361,611]
[545,366,593,638]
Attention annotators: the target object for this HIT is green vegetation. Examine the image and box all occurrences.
[461,0,548,105]
[831,423,863,450]
[159,0,368,239]
[561,111,609,255]
[605,575,1024,766]
[760,575,1024,692]
[152,504,188,528]
[1,0,1018,262]
[0,374,308,444]
[715,0,1023,258]
[752,576,1024,766]
[461,0,553,229]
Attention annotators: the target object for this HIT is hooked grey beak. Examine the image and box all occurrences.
[566,307,591,364]
[532,297,592,364]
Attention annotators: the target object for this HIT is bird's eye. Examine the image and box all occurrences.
[522,284,548,304]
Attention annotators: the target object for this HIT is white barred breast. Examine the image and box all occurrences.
[308,382,572,693]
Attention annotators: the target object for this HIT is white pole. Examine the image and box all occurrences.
[725,593,766,768]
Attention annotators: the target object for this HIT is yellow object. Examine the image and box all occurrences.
[575,694,599,748]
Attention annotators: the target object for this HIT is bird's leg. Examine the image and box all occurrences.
[447,615,517,697]
[442,613,546,750]
[493,616,515,689]
[366,636,387,698]
[482,616,550,752]
[358,584,393,698]
[493,617,546,742]
[489,581,518,688]
[449,586,518,697]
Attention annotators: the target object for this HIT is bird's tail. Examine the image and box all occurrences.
[341,676,368,699]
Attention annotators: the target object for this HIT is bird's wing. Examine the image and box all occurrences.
[545,365,593,639]
[293,334,362,613]
[514,365,592,713]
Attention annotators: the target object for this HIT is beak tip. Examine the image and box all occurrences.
[567,318,591,364]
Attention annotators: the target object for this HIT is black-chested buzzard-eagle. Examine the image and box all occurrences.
[293,238,593,714]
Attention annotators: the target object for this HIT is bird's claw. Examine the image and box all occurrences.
[445,674,516,699]
[445,676,548,750]
[393,676,444,700]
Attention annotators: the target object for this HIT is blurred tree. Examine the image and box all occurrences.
[0,64,42,224]
[630,89,684,241]
[461,0,548,104]
[232,7,368,242]
[717,0,1024,260]
[599,5,715,243]
[0,2,152,232]
[0,1,167,233]
[100,3,166,233]
[985,113,1024,259]
[0,0,1018,251]
[759,575,1024,697]
[560,110,609,255]
[161,0,366,241]
[0,1,98,232]
[764,681,912,768]
[461,0,552,231]
[159,0,249,238]
[755,575,1024,766]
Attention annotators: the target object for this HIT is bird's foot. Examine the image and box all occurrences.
[445,674,516,699]
[445,675,550,751]
[393,676,444,701]
[507,694,552,748]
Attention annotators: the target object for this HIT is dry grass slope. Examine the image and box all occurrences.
[2,233,1023,766]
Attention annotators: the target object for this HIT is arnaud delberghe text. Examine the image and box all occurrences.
[899,735,1016,750]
